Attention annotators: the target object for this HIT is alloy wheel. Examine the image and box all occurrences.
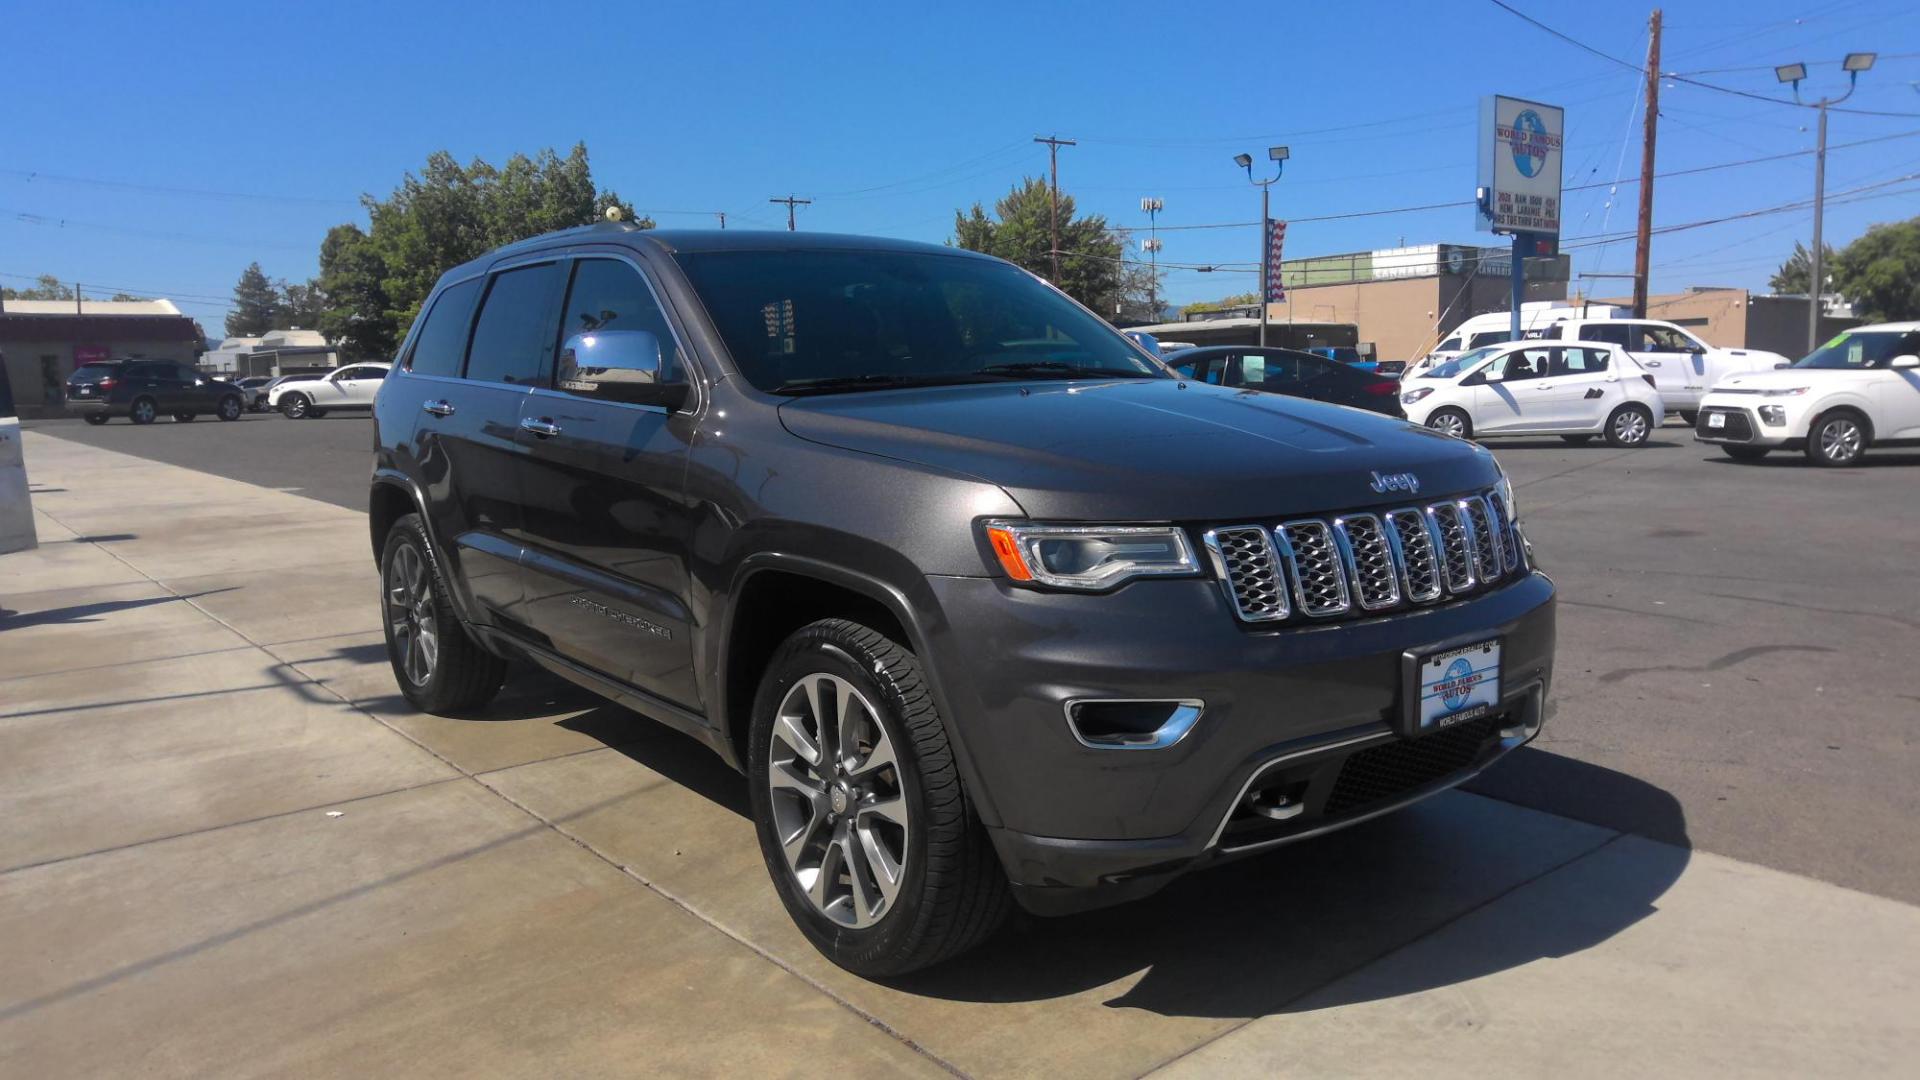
[1819,417,1862,464]
[1428,413,1466,438]
[1614,408,1650,445]
[766,672,909,929]
[385,542,438,686]
[132,399,156,424]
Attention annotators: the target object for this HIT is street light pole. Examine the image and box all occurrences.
[1235,147,1288,348]
[1778,53,1875,354]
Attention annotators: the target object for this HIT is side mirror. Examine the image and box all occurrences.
[1461,370,1487,386]
[1891,354,1920,370]
[558,330,687,409]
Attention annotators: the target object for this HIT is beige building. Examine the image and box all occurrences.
[1585,288,1858,357]
[0,299,204,417]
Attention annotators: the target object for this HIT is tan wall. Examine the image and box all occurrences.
[1588,289,1751,348]
[1262,273,1569,361]
[1,339,198,416]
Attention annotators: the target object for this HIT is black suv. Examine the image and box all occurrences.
[66,360,244,424]
[369,226,1555,976]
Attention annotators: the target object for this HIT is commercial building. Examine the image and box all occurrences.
[0,299,204,417]
[202,329,339,377]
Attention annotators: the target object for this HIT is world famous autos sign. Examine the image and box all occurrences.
[1477,95,1564,237]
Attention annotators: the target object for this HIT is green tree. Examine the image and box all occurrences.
[2,274,75,301]
[1183,292,1260,319]
[315,143,646,359]
[275,279,326,330]
[953,177,1125,313]
[226,262,280,336]
[1769,240,1836,294]
[1831,216,1920,322]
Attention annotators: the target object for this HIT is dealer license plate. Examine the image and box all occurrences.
[1416,640,1501,731]
[1707,412,1726,429]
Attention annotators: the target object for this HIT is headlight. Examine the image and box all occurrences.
[1402,387,1434,404]
[983,521,1199,589]
[1761,386,1809,397]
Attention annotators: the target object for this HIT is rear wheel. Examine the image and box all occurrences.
[130,397,158,425]
[281,393,310,419]
[1425,408,1471,439]
[749,618,1010,976]
[83,414,109,426]
[1605,403,1653,447]
[1806,411,1867,467]
[217,395,243,421]
[379,514,507,713]
[1723,445,1770,462]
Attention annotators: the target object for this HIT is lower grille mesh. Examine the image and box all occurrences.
[1323,715,1501,816]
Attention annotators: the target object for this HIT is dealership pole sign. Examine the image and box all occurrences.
[1265,220,1287,302]
[1477,95,1563,237]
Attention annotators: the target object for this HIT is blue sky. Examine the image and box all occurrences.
[3,0,1917,335]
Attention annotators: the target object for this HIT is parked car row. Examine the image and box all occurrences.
[56,362,391,424]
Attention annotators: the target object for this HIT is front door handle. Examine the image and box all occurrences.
[422,399,455,417]
[1644,361,1663,368]
[520,417,562,438]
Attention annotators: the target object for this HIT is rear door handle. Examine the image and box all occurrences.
[520,417,562,438]
[1644,361,1662,368]
[422,399,455,417]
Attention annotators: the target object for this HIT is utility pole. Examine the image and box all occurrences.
[1632,8,1662,320]
[1034,135,1076,282]
[716,211,727,230]
[768,196,811,231]
[75,281,83,315]
[1140,197,1163,319]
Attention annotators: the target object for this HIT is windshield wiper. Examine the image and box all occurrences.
[976,362,1159,379]
[772,373,989,396]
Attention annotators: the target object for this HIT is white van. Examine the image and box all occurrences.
[1415,304,1623,374]
[1531,318,1789,419]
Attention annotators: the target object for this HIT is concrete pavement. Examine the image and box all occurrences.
[4,430,1918,1078]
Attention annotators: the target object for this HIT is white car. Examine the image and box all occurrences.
[268,363,391,419]
[1401,340,1666,447]
[1695,322,1920,467]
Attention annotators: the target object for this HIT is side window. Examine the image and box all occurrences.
[1643,325,1697,352]
[555,258,684,392]
[1490,349,1548,382]
[1580,324,1632,348]
[1549,347,1609,377]
[407,278,482,377]
[364,366,388,381]
[466,263,566,386]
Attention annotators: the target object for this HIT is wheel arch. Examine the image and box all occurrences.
[1809,402,1875,443]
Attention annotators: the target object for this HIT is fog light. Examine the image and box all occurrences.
[1065,699,1204,749]
[1758,405,1787,426]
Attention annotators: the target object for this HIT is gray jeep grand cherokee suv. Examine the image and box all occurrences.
[369,224,1555,976]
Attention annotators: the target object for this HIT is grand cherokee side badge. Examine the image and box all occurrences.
[1369,470,1421,496]
[569,595,673,639]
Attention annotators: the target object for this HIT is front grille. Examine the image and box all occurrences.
[1696,408,1755,442]
[1323,715,1501,815]
[1207,487,1521,625]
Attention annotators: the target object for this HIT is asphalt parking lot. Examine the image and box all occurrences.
[23,412,1920,905]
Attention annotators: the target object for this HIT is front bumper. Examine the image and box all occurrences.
[921,569,1555,915]
[1694,402,1804,447]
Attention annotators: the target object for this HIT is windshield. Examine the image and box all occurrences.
[69,363,121,383]
[1423,345,1502,379]
[674,249,1166,394]
[1795,330,1920,370]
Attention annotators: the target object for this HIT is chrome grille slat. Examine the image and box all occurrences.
[1385,508,1444,602]
[1209,487,1518,624]
[1334,514,1400,610]
[1278,521,1351,617]
[1202,526,1290,622]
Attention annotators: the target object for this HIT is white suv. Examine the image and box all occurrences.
[1402,340,1666,447]
[1696,323,1920,467]
[268,363,391,419]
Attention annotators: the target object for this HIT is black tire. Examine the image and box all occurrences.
[173,413,197,423]
[83,414,109,426]
[748,618,1010,977]
[1424,407,1471,440]
[1678,411,1698,426]
[1560,434,1595,445]
[130,397,158,425]
[1805,410,1868,467]
[1723,445,1770,462]
[1604,403,1654,447]
[217,395,243,421]
[281,393,311,419]
[379,513,507,713]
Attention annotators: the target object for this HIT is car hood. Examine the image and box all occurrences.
[1712,368,1874,392]
[777,379,1500,520]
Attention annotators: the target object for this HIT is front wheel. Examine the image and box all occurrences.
[1424,408,1471,440]
[749,618,1010,976]
[281,394,310,419]
[1605,403,1653,447]
[83,414,109,426]
[1723,445,1771,462]
[217,395,243,421]
[1806,412,1867,467]
[379,514,507,713]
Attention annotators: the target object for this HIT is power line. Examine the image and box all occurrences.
[768,195,812,231]
[0,168,356,207]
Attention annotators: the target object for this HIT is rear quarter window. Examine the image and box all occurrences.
[407,278,483,378]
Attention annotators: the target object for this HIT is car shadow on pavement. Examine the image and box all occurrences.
[1702,449,1920,468]
[0,588,238,630]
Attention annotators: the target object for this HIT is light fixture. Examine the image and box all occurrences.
[1775,62,1807,84]
[1843,52,1877,73]
[1232,153,1253,169]
[1268,146,1289,161]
